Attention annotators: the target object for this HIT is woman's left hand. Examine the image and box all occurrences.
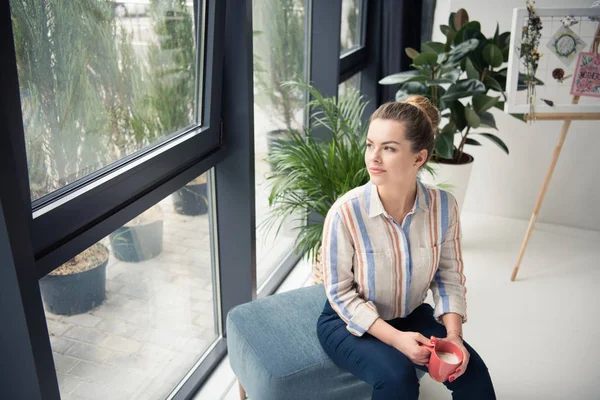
[430,334,470,382]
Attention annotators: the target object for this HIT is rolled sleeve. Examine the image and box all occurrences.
[430,194,468,323]
[322,207,380,336]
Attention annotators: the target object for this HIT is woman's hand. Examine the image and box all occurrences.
[431,334,470,382]
[392,331,434,366]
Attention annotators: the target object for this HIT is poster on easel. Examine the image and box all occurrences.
[504,7,600,117]
[570,52,600,97]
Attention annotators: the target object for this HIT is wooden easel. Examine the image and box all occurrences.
[511,24,600,281]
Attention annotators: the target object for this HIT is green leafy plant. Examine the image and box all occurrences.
[264,83,369,261]
[380,8,533,165]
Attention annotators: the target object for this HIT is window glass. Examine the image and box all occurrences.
[252,0,307,288]
[340,0,362,54]
[11,0,202,201]
[338,72,361,98]
[41,170,217,399]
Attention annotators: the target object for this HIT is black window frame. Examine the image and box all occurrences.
[0,0,259,398]
[23,0,225,278]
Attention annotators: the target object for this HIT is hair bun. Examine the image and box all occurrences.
[404,95,441,134]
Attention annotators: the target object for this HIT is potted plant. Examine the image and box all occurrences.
[109,205,164,262]
[253,0,305,164]
[172,172,209,216]
[265,83,370,284]
[379,8,532,209]
[39,244,109,315]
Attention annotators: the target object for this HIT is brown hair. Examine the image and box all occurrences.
[370,95,441,163]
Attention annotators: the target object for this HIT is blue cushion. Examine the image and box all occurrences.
[226,284,424,400]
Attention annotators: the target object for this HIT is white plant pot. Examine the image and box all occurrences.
[420,154,474,213]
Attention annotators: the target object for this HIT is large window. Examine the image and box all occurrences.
[11,0,201,202]
[252,0,307,289]
[41,171,218,400]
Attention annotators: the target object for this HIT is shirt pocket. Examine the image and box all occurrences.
[356,249,393,271]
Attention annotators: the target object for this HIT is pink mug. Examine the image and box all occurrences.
[423,340,463,382]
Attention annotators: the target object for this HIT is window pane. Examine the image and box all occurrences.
[41,170,217,399]
[340,0,362,54]
[11,1,202,201]
[253,0,306,288]
[338,72,361,98]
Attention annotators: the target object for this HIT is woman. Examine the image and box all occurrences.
[316,95,496,399]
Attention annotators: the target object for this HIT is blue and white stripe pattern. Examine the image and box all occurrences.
[322,180,467,337]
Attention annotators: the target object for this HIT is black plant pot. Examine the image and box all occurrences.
[172,182,208,216]
[109,219,163,263]
[39,246,109,315]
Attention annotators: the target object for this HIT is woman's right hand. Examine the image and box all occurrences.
[392,331,433,366]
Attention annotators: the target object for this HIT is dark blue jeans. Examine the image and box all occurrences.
[317,301,496,400]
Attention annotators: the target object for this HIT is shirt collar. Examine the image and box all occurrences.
[365,180,429,219]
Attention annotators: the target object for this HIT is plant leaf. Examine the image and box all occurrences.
[498,32,511,49]
[472,94,500,113]
[475,133,509,154]
[448,12,456,28]
[478,111,498,130]
[454,21,481,45]
[422,41,445,54]
[396,82,429,101]
[484,76,504,93]
[441,79,486,101]
[493,23,500,45]
[426,78,455,86]
[453,9,469,30]
[413,52,439,66]
[441,121,457,134]
[465,138,482,146]
[483,43,504,68]
[379,70,422,85]
[435,132,455,159]
[441,69,461,83]
[400,82,429,94]
[444,38,479,66]
[465,57,479,80]
[449,101,467,131]
[440,24,454,37]
[406,47,420,59]
[465,106,481,128]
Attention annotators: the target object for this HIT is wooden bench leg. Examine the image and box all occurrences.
[238,380,246,400]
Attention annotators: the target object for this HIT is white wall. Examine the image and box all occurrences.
[432,0,600,231]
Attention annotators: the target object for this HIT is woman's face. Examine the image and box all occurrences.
[365,118,425,187]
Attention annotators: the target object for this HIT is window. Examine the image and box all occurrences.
[340,0,363,54]
[11,0,202,201]
[41,171,218,399]
[252,0,307,288]
[338,72,362,98]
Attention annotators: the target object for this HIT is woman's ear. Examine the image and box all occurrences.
[414,149,428,168]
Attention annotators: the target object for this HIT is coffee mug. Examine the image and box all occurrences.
[423,339,463,382]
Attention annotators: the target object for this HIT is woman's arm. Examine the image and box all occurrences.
[429,192,467,323]
[368,318,433,365]
[441,312,463,339]
[322,206,379,337]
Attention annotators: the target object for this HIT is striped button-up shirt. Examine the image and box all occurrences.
[321,180,467,337]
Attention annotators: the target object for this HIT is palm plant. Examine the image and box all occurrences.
[265,83,369,262]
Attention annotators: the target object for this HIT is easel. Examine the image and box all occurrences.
[511,24,600,281]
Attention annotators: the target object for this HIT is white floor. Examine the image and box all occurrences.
[194,212,600,400]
